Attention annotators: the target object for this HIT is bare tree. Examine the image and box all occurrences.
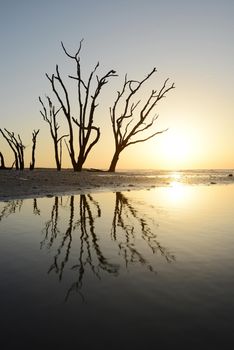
[0,128,25,170]
[39,96,68,170]
[108,68,175,172]
[0,152,6,169]
[29,129,40,170]
[0,151,15,170]
[45,40,117,171]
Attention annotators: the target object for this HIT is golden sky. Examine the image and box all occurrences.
[0,0,233,170]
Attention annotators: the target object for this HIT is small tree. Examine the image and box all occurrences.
[39,96,68,170]
[29,129,40,170]
[0,128,25,170]
[46,40,117,171]
[108,68,175,172]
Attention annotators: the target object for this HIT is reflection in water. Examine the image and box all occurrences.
[112,192,175,271]
[0,199,23,221]
[40,196,60,249]
[39,192,175,300]
[33,198,41,215]
[1,185,234,347]
[0,191,175,301]
[40,195,121,301]
[0,198,41,221]
[66,195,119,301]
[165,181,190,204]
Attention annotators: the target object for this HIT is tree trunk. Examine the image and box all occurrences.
[0,152,6,169]
[54,141,61,171]
[30,130,39,170]
[73,159,83,172]
[108,150,121,172]
[30,144,36,170]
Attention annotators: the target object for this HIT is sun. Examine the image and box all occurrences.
[159,131,192,168]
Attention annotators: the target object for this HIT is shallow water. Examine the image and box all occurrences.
[0,183,234,349]
[118,168,234,185]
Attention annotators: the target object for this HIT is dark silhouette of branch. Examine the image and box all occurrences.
[65,194,119,301]
[33,198,41,215]
[0,152,6,169]
[52,196,74,280]
[45,40,117,171]
[39,96,68,170]
[29,129,40,170]
[108,69,175,171]
[0,129,25,170]
[0,151,14,169]
[39,191,175,302]
[111,192,175,270]
[0,199,23,222]
[40,193,119,302]
[40,196,60,249]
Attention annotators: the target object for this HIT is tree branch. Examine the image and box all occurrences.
[126,128,168,147]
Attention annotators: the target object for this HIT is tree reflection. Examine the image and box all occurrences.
[40,196,60,249]
[40,192,176,301]
[0,199,23,222]
[65,194,119,301]
[33,198,41,215]
[111,192,175,272]
[0,198,41,221]
[47,196,74,281]
[41,194,119,301]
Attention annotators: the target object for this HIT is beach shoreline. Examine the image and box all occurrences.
[0,168,164,201]
[0,168,233,201]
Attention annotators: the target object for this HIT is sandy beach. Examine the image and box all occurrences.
[0,168,233,201]
[0,169,164,200]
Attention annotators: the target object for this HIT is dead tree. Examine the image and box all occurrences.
[39,96,68,170]
[0,128,25,170]
[46,40,117,171]
[29,129,40,170]
[0,152,6,169]
[0,151,15,170]
[108,68,175,172]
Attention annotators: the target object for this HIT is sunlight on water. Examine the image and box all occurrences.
[165,181,189,204]
[0,184,234,348]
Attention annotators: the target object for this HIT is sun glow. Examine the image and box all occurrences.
[160,132,191,166]
[164,181,189,205]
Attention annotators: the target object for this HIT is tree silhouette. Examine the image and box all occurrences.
[46,40,117,171]
[39,96,68,170]
[0,152,6,169]
[108,68,174,172]
[29,129,40,170]
[0,128,25,170]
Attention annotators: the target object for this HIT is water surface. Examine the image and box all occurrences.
[0,183,234,349]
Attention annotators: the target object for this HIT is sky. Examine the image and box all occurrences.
[0,0,234,170]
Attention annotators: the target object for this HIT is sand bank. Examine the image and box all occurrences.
[0,169,167,200]
[0,168,233,201]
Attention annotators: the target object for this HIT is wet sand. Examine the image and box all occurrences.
[0,169,166,200]
[1,168,233,201]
